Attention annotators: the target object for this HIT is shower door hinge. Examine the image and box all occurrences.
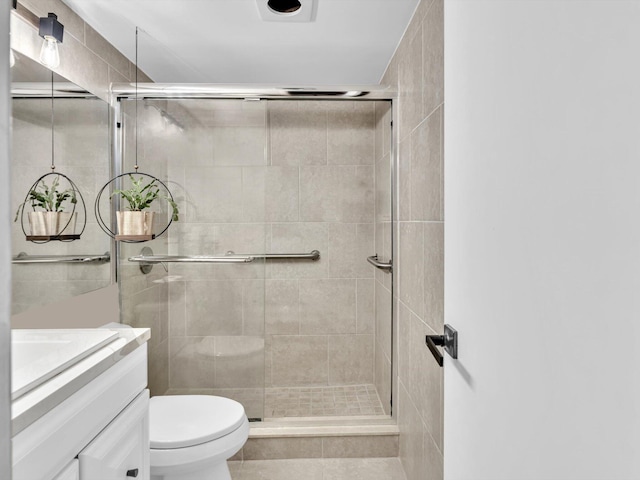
[116,122,121,129]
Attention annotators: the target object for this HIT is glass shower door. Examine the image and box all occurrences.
[118,98,267,420]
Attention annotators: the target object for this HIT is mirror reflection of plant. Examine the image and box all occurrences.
[14,175,77,221]
[111,174,179,221]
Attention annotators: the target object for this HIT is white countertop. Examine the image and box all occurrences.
[11,326,150,435]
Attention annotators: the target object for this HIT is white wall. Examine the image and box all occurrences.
[1,0,13,477]
[444,2,640,479]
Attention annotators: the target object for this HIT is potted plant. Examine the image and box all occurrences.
[15,175,78,236]
[111,175,179,237]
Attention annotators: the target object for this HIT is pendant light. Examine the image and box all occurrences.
[38,13,64,69]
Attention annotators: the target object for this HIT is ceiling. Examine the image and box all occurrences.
[61,0,419,85]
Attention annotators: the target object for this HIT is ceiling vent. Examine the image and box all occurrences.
[256,0,317,22]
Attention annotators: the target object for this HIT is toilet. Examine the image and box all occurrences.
[149,395,250,480]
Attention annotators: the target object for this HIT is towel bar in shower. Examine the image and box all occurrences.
[225,250,320,261]
[127,255,255,264]
[12,252,111,264]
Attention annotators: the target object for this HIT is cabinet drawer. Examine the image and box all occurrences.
[53,460,79,480]
[79,390,149,480]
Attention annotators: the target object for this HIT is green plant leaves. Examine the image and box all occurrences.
[110,175,179,221]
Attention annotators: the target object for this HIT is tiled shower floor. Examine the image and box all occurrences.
[166,384,387,419]
[264,384,385,418]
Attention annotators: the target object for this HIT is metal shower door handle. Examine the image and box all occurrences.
[367,255,392,272]
[425,324,458,367]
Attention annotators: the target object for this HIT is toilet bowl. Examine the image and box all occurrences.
[149,395,249,480]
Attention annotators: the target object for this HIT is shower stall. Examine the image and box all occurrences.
[112,85,395,424]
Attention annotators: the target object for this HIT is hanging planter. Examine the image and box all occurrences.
[95,172,178,242]
[95,28,178,243]
[15,170,86,243]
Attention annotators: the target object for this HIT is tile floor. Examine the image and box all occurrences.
[229,458,407,480]
[265,384,386,417]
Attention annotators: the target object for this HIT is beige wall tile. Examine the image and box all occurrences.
[398,28,423,140]
[214,336,264,388]
[374,343,392,415]
[243,166,299,222]
[399,222,424,318]
[327,101,375,165]
[84,22,130,78]
[212,125,266,167]
[270,100,327,166]
[185,280,243,336]
[184,166,243,222]
[374,101,392,163]
[322,436,398,458]
[299,166,374,223]
[169,336,216,389]
[168,281,186,337]
[328,223,375,278]
[375,282,392,361]
[356,279,375,334]
[424,222,444,332]
[398,136,411,222]
[299,279,356,334]
[398,384,427,480]
[243,279,265,336]
[376,153,392,224]
[422,0,444,117]
[328,334,373,385]
[423,428,444,480]
[265,279,299,335]
[271,335,328,386]
[410,109,442,221]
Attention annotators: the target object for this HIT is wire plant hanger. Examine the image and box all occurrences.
[16,71,86,244]
[95,27,177,243]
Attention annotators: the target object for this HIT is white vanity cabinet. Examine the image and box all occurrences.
[78,390,149,479]
[12,337,150,480]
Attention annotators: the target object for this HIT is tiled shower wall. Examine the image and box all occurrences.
[381,0,445,479]
[157,99,388,415]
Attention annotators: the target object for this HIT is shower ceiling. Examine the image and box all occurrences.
[60,0,419,84]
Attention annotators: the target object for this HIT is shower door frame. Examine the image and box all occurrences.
[110,84,399,423]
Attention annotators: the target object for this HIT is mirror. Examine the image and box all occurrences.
[10,53,111,316]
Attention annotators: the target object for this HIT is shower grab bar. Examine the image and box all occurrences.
[225,250,320,261]
[128,255,255,264]
[367,255,392,272]
[12,252,111,264]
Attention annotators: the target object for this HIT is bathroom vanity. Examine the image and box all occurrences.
[11,327,151,480]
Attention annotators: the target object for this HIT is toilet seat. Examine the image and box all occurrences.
[150,395,246,449]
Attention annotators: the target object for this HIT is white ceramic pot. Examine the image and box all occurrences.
[116,211,154,236]
[28,211,77,236]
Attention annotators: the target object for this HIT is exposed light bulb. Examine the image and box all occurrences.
[9,49,15,68]
[39,36,60,69]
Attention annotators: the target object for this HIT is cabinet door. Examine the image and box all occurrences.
[78,390,149,480]
[53,460,79,480]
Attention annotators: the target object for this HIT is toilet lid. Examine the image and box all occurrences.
[149,395,247,449]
